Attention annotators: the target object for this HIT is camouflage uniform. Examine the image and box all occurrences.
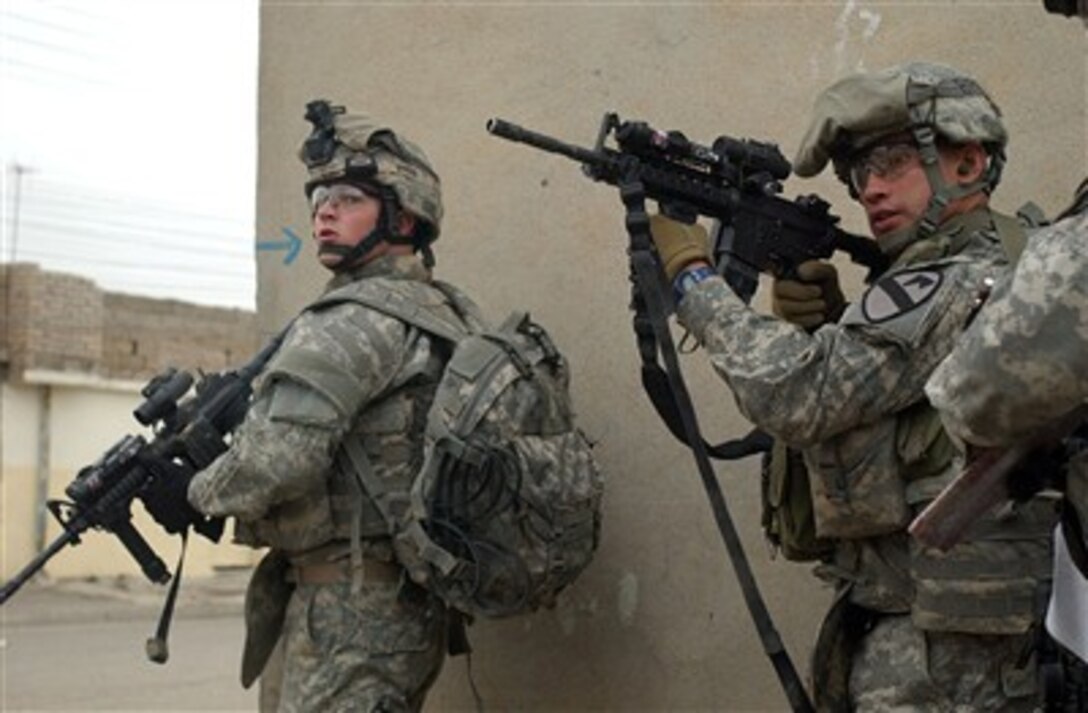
[927,184,1088,668]
[671,63,1054,711]
[189,104,462,713]
[926,190,1088,529]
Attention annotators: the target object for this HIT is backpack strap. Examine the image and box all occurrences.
[313,280,472,344]
[429,280,490,333]
[306,280,475,579]
[991,209,1028,263]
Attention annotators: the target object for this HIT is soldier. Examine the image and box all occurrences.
[142,100,482,712]
[650,62,1055,710]
[922,0,1088,703]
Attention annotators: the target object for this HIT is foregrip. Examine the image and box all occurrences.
[112,518,170,584]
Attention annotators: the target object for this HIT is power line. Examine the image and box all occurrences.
[23,181,256,228]
[15,213,256,261]
[1,30,105,62]
[11,245,254,278]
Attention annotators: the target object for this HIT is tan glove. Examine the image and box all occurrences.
[771,260,845,329]
[648,214,711,282]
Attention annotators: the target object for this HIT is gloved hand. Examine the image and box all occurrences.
[771,260,846,329]
[1006,442,1068,502]
[648,214,711,282]
[138,455,202,535]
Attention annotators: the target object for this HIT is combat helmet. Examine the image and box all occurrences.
[300,99,444,267]
[794,62,1007,249]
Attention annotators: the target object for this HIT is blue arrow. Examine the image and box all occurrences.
[256,227,303,265]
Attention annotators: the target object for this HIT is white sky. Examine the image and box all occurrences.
[1,0,258,309]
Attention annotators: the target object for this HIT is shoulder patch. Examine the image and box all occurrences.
[862,269,943,324]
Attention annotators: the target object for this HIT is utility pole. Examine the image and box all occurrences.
[6,162,35,263]
[3,162,49,558]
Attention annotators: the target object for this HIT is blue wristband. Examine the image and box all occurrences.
[672,265,716,303]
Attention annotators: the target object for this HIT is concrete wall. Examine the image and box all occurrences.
[255,3,1085,710]
[1,379,257,583]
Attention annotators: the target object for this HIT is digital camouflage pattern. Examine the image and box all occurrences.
[927,204,1088,533]
[794,61,1006,182]
[396,310,603,618]
[304,279,604,619]
[849,614,1037,711]
[926,195,1088,665]
[676,206,1052,706]
[927,209,1088,447]
[301,111,443,242]
[189,254,451,712]
[277,579,446,713]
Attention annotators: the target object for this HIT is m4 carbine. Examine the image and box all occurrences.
[0,332,284,606]
[486,113,887,300]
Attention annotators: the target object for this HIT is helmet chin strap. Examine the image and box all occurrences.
[882,77,1001,259]
[320,191,399,272]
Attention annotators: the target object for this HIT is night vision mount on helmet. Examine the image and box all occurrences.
[300,99,444,267]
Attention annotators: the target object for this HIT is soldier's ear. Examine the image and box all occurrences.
[954,144,986,184]
[395,211,417,238]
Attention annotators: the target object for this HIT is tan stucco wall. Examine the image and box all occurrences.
[256,3,1085,709]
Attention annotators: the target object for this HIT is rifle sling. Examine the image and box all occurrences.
[146,530,188,665]
[618,180,814,713]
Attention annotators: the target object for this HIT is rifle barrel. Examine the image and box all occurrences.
[486,119,605,169]
[0,530,78,605]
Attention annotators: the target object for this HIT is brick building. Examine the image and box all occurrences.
[0,262,257,383]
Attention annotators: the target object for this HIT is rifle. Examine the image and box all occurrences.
[0,331,285,606]
[488,113,874,713]
[910,404,1086,551]
[486,113,888,300]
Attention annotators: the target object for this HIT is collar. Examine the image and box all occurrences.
[894,207,996,267]
[323,254,431,292]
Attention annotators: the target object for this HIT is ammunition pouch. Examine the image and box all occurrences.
[806,417,911,539]
[761,440,833,562]
[909,497,1056,634]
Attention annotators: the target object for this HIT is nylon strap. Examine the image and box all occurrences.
[619,180,813,713]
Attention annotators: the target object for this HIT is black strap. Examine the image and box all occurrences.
[146,529,188,664]
[1062,500,1088,580]
[619,180,813,713]
[641,362,772,459]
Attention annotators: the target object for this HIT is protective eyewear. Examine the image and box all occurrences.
[848,141,921,194]
[310,184,372,214]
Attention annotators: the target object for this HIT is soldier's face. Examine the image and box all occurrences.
[855,143,971,238]
[310,183,382,269]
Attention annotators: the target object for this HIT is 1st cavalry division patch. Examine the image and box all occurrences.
[862,269,943,324]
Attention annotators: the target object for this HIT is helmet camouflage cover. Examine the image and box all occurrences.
[299,100,444,243]
[793,61,1007,187]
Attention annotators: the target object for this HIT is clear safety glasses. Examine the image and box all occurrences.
[309,183,374,214]
[848,141,922,194]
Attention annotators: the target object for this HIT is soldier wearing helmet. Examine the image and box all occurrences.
[649,62,1054,710]
[924,1,1088,707]
[144,100,488,712]
[300,100,444,271]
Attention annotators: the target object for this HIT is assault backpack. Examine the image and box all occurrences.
[318,279,603,618]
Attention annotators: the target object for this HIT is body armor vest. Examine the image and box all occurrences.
[809,210,1055,633]
[236,277,454,556]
